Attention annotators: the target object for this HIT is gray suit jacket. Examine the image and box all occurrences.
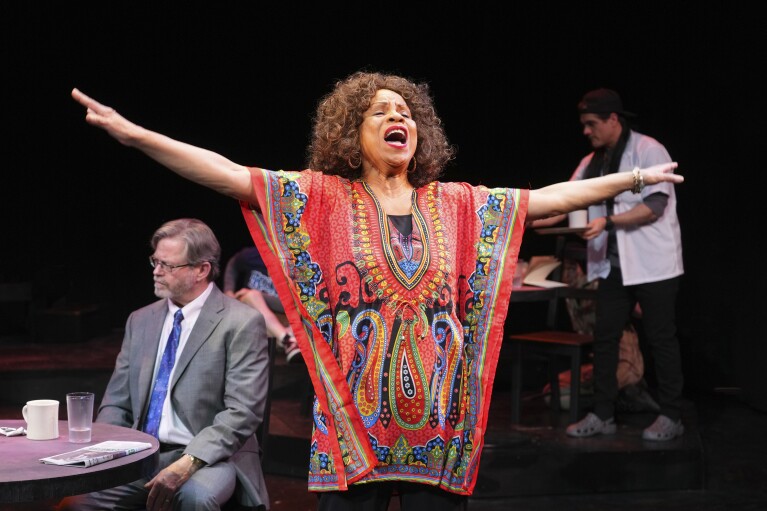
[97,284,269,508]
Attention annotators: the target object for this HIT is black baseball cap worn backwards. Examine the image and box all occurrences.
[577,88,636,117]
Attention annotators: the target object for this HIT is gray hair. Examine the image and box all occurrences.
[151,218,221,282]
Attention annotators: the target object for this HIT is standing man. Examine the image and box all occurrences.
[560,89,685,441]
[59,218,270,510]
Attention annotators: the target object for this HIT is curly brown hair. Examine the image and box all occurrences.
[307,71,455,188]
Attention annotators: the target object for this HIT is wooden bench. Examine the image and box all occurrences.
[508,330,594,424]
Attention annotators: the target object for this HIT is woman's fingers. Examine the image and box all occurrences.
[71,88,99,110]
[643,162,683,184]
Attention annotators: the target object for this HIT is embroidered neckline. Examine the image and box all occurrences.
[352,182,449,304]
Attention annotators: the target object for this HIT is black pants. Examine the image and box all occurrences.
[317,482,468,511]
[592,271,683,421]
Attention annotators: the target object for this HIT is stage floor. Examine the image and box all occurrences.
[263,353,767,510]
[1,335,766,510]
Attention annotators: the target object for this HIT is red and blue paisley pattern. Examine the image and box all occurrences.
[241,169,527,495]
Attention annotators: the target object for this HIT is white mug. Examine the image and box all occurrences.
[568,210,588,228]
[22,399,59,440]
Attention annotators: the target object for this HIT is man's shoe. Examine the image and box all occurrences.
[279,333,303,364]
[642,415,684,441]
[566,412,616,437]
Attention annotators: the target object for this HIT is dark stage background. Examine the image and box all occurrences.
[2,4,764,408]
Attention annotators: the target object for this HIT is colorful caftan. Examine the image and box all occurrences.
[240,168,527,495]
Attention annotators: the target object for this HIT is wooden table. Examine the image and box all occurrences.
[509,285,558,301]
[0,420,159,504]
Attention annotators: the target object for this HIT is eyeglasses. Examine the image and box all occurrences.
[149,256,193,273]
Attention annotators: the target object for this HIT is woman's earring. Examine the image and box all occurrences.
[347,153,361,169]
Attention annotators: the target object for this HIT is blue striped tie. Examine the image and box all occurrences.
[143,309,184,438]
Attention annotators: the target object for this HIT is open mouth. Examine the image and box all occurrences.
[384,126,408,146]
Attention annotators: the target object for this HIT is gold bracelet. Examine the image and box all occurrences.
[631,167,645,194]
[186,453,206,469]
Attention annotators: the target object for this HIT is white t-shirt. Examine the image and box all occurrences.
[571,131,684,285]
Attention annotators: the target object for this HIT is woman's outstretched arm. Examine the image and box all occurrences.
[71,88,254,202]
[527,162,683,220]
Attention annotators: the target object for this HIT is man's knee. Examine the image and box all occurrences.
[175,484,221,510]
[175,466,237,510]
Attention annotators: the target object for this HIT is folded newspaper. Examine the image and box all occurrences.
[522,256,567,288]
[40,440,152,468]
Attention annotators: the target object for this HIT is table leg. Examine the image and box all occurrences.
[549,358,561,414]
[511,343,522,424]
[569,349,582,424]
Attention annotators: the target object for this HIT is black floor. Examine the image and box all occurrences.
[260,342,767,511]
[2,335,767,511]
[474,390,767,510]
[264,388,767,511]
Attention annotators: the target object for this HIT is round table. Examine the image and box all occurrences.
[0,420,159,504]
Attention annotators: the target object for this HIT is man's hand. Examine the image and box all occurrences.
[582,216,608,240]
[144,454,200,511]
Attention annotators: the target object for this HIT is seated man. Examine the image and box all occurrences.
[59,219,269,511]
[223,246,302,363]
